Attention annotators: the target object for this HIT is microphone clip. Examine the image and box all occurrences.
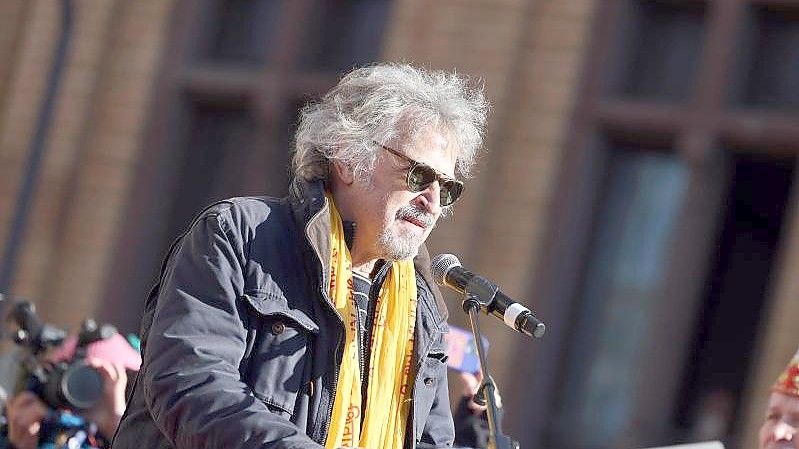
[460,275,499,315]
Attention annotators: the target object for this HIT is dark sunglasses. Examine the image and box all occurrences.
[374,141,464,206]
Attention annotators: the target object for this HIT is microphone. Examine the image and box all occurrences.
[431,254,545,339]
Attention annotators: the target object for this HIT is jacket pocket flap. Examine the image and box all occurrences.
[242,291,319,334]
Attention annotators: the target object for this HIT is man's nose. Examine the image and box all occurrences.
[417,181,442,215]
[774,421,797,442]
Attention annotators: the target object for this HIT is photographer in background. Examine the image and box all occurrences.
[452,369,503,449]
[3,332,141,449]
[443,326,503,449]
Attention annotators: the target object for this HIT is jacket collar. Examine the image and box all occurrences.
[412,245,449,323]
[288,178,449,324]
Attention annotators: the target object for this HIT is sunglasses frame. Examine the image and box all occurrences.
[374,141,464,206]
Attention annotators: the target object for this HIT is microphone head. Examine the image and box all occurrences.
[431,253,461,286]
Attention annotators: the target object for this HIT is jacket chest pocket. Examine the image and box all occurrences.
[242,292,319,418]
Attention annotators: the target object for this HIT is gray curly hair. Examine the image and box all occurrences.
[292,63,489,183]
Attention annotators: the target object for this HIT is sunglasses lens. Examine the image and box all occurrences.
[406,161,464,206]
[440,180,464,206]
[407,164,438,191]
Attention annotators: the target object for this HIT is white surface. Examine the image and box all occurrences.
[503,302,527,327]
[641,442,724,449]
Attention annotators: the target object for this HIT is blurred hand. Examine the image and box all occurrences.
[457,371,502,414]
[84,357,128,438]
[6,391,47,449]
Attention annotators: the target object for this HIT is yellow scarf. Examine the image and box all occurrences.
[324,195,418,449]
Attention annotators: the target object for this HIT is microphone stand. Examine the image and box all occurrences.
[462,291,520,449]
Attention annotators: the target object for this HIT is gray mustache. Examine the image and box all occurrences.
[397,206,434,228]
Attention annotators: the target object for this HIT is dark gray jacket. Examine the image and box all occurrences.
[112,180,454,449]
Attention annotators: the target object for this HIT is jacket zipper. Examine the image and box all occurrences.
[303,198,345,443]
[358,304,367,383]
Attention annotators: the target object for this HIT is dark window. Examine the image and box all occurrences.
[739,5,799,110]
[619,1,706,102]
[203,0,285,63]
[553,141,688,449]
[165,98,255,242]
[675,153,795,439]
[301,0,392,71]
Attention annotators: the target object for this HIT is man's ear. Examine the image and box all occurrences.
[331,160,355,185]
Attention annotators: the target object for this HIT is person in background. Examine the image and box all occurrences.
[452,371,502,449]
[3,332,141,449]
[759,347,799,449]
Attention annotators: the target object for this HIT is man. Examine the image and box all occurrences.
[112,63,489,449]
[759,348,799,449]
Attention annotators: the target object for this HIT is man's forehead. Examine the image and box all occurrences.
[400,130,458,159]
[426,132,450,148]
[769,391,799,412]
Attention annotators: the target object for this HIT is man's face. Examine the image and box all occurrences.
[350,129,458,261]
[759,392,799,449]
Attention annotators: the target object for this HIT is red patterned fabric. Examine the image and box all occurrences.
[771,348,799,398]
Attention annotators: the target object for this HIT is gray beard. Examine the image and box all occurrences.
[375,204,436,260]
[376,226,423,261]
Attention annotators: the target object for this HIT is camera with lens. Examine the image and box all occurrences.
[9,300,117,411]
[0,298,124,449]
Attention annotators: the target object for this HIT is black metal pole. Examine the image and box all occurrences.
[463,294,520,449]
[0,0,74,298]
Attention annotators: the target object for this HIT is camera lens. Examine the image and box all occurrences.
[57,363,103,409]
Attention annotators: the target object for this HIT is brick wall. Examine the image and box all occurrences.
[0,0,176,326]
[0,0,29,116]
[0,1,59,278]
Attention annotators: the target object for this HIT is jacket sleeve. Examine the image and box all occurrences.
[140,208,324,449]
